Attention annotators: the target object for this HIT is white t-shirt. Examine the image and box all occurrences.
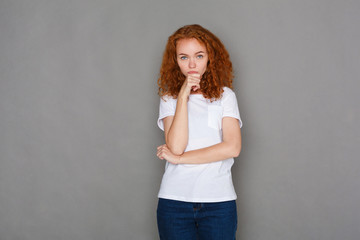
[157,87,242,202]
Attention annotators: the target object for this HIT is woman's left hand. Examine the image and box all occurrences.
[157,144,181,165]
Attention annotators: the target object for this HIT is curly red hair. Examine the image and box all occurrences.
[157,24,234,100]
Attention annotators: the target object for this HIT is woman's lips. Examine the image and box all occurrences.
[188,71,198,74]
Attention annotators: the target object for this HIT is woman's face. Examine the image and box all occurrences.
[176,38,208,77]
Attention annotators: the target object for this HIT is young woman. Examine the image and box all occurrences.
[156,24,242,240]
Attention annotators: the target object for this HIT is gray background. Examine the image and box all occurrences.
[0,0,359,239]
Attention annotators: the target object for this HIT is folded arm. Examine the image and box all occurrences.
[157,117,242,164]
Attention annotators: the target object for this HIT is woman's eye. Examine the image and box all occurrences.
[197,55,203,59]
[180,56,188,60]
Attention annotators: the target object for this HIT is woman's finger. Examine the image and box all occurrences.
[157,144,166,150]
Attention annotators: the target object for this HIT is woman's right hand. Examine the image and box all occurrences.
[178,74,201,99]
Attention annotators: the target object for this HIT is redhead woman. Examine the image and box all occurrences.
[156,24,242,240]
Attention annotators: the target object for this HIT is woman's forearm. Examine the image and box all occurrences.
[166,96,189,155]
[177,118,242,164]
[158,118,241,165]
[177,140,241,164]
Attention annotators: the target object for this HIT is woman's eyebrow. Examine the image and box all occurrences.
[178,51,205,55]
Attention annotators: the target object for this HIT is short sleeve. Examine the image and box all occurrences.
[157,96,176,131]
[221,87,243,128]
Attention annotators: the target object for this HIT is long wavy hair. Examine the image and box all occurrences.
[157,24,234,100]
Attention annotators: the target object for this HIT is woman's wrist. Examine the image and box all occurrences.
[177,92,189,102]
[177,155,182,164]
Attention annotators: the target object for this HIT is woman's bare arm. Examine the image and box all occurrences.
[163,96,188,155]
[157,117,242,164]
[163,74,201,155]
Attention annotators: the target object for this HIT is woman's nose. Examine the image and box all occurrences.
[189,58,196,68]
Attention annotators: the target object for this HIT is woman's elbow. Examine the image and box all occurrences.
[167,144,185,155]
[232,144,242,158]
[171,148,185,155]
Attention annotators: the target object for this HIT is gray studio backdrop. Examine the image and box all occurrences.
[1,0,359,239]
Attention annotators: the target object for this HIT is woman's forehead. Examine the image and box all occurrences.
[176,38,207,53]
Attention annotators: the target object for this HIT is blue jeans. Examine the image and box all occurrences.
[157,198,237,240]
